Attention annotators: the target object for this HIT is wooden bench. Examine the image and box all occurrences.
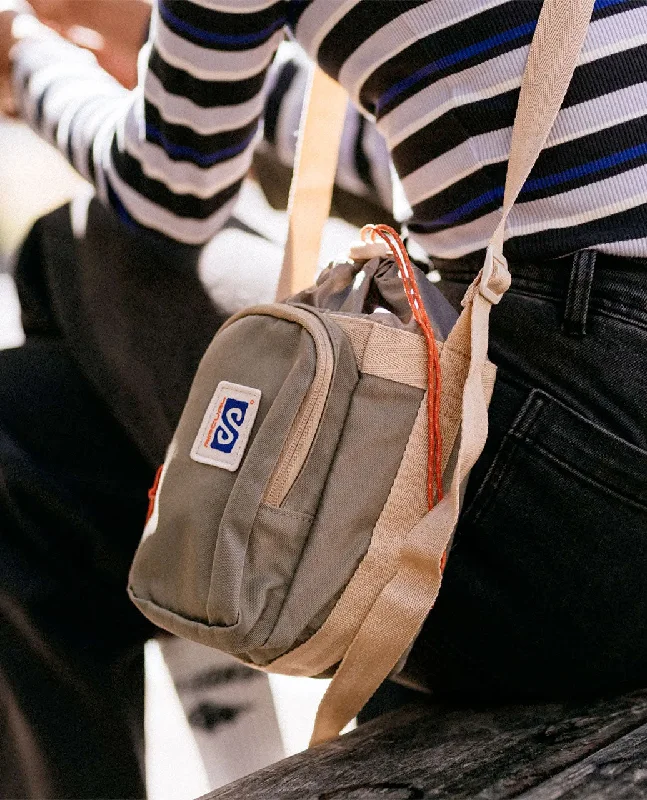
[205,689,647,799]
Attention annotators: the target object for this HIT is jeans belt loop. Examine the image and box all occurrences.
[562,250,597,338]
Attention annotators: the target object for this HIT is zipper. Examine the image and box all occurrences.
[262,306,335,508]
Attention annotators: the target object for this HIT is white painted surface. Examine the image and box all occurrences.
[145,641,211,800]
[0,274,24,348]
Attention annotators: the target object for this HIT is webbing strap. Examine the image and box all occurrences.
[492,0,597,256]
[309,0,596,746]
[275,65,348,301]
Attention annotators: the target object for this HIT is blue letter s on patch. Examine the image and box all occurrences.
[210,398,249,454]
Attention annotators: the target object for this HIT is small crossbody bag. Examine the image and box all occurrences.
[129,0,596,745]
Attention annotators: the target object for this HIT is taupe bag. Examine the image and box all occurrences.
[129,0,595,745]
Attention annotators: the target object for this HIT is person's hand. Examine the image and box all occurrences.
[29,0,151,88]
[0,3,31,116]
[0,12,16,110]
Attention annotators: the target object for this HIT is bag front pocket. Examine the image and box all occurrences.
[205,305,358,650]
[262,307,336,508]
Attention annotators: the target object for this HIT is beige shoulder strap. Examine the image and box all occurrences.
[274,65,348,301]
[310,0,596,746]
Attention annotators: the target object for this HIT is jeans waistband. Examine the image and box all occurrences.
[433,249,647,335]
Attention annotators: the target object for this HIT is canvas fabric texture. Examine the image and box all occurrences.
[129,258,466,666]
[129,0,596,746]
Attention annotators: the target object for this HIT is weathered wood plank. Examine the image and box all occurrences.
[203,690,647,799]
[518,721,647,799]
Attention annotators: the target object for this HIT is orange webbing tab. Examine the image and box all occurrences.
[145,465,164,525]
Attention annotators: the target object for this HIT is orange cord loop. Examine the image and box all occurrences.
[361,224,444,510]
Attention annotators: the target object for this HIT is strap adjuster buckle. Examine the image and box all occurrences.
[479,246,511,305]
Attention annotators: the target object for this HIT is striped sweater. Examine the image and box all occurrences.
[11,0,647,261]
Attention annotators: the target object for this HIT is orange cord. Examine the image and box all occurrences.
[145,464,164,525]
[362,224,443,511]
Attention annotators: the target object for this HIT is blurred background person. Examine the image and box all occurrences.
[0,1,393,797]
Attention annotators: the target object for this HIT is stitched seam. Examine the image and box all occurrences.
[595,307,647,332]
[579,256,595,335]
[257,503,314,521]
[513,440,647,511]
[460,392,545,524]
[520,389,647,461]
[467,438,519,526]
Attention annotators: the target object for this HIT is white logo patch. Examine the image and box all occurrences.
[191,381,261,471]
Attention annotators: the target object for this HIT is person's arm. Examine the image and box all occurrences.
[2,0,287,245]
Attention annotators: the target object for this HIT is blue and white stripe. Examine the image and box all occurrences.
[11,0,647,259]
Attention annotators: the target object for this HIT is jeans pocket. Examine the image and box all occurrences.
[464,387,647,522]
[456,386,647,694]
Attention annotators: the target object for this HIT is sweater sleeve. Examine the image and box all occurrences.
[11,0,287,245]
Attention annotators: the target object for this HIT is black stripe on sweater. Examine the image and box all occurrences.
[111,141,242,219]
[360,0,540,117]
[393,43,647,179]
[503,200,647,261]
[144,101,258,163]
[148,47,268,109]
[315,1,427,81]
[159,0,285,52]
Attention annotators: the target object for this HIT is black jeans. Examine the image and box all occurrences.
[404,250,647,701]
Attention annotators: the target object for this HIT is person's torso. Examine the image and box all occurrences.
[288,0,647,261]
